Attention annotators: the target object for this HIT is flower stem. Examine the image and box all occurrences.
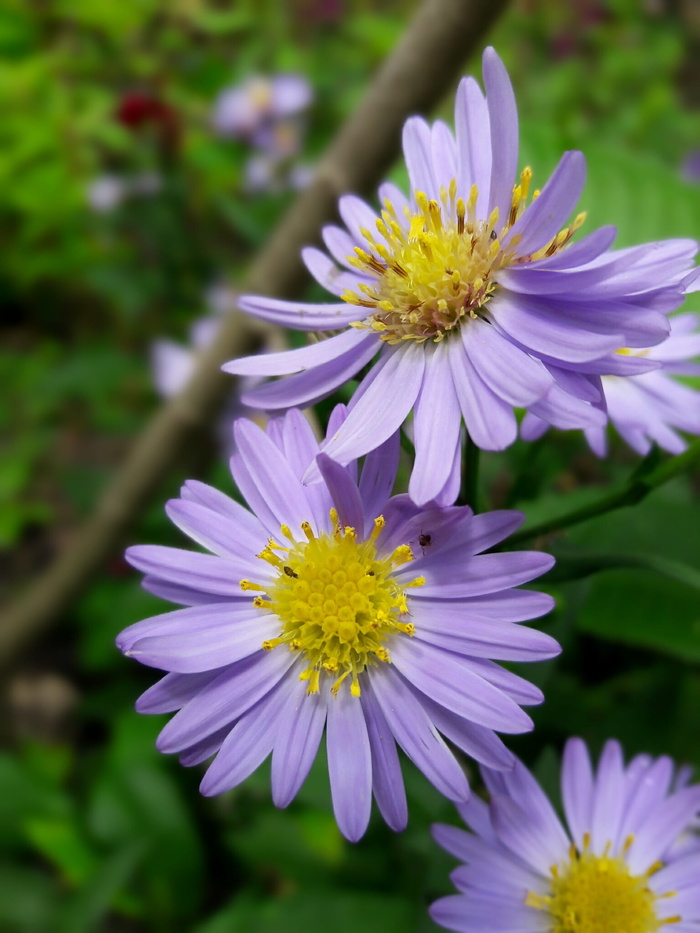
[507,440,700,546]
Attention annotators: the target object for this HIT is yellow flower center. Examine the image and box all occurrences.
[526,836,680,933]
[343,171,586,344]
[240,510,424,697]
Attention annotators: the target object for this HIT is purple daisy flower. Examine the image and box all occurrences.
[523,310,700,456]
[431,738,700,933]
[522,273,700,456]
[224,47,696,506]
[117,407,559,841]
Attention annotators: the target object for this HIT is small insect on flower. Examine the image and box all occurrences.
[430,738,700,933]
[118,407,559,842]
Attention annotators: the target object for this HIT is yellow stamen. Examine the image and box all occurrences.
[246,512,416,697]
[527,838,680,933]
[341,173,584,344]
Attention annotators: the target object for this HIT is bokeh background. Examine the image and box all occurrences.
[2,1,699,931]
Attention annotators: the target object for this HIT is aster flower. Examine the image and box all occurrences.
[117,407,559,841]
[523,309,700,456]
[431,738,700,933]
[225,47,697,506]
[212,74,312,146]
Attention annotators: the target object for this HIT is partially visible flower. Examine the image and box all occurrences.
[288,162,315,191]
[681,150,700,185]
[668,764,700,860]
[243,150,314,194]
[86,172,163,215]
[243,153,280,194]
[116,91,179,149]
[522,277,700,455]
[212,74,312,144]
[118,407,558,841]
[116,92,175,129]
[151,316,222,399]
[431,738,700,933]
[204,281,238,316]
[225,47,696,506]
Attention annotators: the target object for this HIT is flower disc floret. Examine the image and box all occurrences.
[242,512,421,696]
[430,738,700,933]
[527,835,673,933]
[344,175,585,345]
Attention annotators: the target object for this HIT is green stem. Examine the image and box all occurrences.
[541,551,700,589]
[507,440,700,546]
[461,434,481,512]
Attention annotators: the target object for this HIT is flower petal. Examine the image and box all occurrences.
[271,676,327,807]
[464,319,552,407]
[361,682,408,831]
[561,737,595,849]
[305,343,425,477]
[241,331,379,410]
[449,336,517,450]
[235,294,362,330]
[483,47,518,232]
[455,76,491,213]
[503,150,586,257]
[199,674,296,795]
[390,637,534,733]
[327,688,372,841]
[370,665,469,802]
[316,452,365,532]
[156,649,296,754]
[410,340,463,506]
[224,327,371,377]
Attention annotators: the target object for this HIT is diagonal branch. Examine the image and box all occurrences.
[1,0,510,664]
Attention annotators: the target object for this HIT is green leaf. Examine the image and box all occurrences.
[0,754,69,852]
[559,483,700,660]
[0,864,57,933]
[87,719,205,925]
[24,818,98,886]
[576,570,700,662]
[195,891,414,933]
[57,842,145,933]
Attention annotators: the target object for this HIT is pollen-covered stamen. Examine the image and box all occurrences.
[242,512,422,697]
[525,832,680,933]
[342,169,584,344]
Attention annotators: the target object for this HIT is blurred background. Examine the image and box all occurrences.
[2,1,699,931]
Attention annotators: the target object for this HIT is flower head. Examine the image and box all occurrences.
[212,74,312,145]
[118,407,558,841]
[523,309,700,456]
[225,47,697,505]
[431,738,700,933]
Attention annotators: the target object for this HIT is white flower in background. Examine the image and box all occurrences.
[152,316,223,399]
[87,175,127,213]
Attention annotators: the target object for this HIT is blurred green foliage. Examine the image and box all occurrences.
[2,0,699,931]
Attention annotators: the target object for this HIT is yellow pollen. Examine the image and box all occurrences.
[243,512,421,697]
[526,840,680,933]
[343,172,582,344]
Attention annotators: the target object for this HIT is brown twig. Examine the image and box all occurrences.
[1,0,509,664]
